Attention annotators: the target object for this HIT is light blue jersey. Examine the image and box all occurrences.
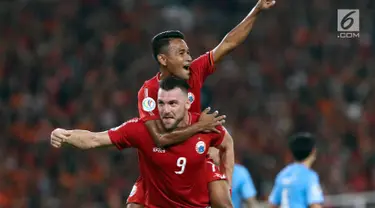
[231,164,256,208]
[269,163,324,208]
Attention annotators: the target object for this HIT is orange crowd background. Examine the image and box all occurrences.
[0,0,374,207]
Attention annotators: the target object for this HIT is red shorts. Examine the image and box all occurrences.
[126,159,227,204]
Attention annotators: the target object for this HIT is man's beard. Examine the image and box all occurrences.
[164,115,184,132]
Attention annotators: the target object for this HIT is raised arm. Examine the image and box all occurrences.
[216,131,235,186]
[51,128,112,149]
[212,0,275,63]
[145,107,226,148]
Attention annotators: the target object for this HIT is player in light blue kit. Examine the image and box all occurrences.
[232,163,257,208]
[209,148,258,208]
[269,133,324,208]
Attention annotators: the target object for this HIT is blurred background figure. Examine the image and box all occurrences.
[0,0,374,207]
[209,148,258,208]
[269,133,324,208]
[232,163,258,208]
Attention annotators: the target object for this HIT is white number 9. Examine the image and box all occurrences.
[175,157,187,174]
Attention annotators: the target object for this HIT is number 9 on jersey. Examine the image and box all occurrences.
[175,157,187,174]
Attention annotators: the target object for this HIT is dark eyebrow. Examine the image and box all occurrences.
[168,100,178,104]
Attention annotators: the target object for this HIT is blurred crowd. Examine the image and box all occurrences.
[0,0,374,207]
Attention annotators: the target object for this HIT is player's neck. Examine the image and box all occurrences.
[177,112,191,128]
[297,159,313,169]
[159,67,171,80]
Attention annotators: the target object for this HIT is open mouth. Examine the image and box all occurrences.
[183,65,190,70]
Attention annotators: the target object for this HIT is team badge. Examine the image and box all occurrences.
[142,97,156,112]
[195,141,206,154]
[188,92,195,104]
[129,185,137,197]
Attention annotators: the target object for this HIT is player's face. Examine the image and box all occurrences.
[165,39,192,80]
[157,88,191,130]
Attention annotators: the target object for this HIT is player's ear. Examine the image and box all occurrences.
[157,54,167,66]
[185,97,191,110]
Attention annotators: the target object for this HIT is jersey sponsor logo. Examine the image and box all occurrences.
[153,147,166,153]
[188,92,195,104]
[129,185,137,197]
[142,97,156,112]
[195,141,206,154]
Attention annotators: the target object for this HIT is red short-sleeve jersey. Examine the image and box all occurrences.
[107,113,225,207]
[138,51,216,119]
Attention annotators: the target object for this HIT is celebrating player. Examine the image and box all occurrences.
[133,0,275,207]
[268,133,324,208]
[51,77,234,207]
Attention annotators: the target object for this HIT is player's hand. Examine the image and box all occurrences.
[50,128,71,148]
[198,107,226,134]
[256,0,276,10]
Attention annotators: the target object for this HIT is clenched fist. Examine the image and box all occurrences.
[50,128,71,148]
[257,0,276,10]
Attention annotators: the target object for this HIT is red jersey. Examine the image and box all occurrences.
[138,51,216,119]
[108,113,226,208]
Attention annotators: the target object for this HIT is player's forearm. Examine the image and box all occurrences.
[157,123,205,147]
[217,5,261,56]
[219,148,234,186]
[64,130,100,149]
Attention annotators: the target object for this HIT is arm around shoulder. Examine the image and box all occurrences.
[145,119,205,148]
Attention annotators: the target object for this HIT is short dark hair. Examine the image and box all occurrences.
[151,30,185,62]
[159,76,190,94]
[288,132,316,162]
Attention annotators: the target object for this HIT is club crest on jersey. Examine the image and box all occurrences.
[195,141,206,154]
[142,97,156,112]
[188,92,195,104]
